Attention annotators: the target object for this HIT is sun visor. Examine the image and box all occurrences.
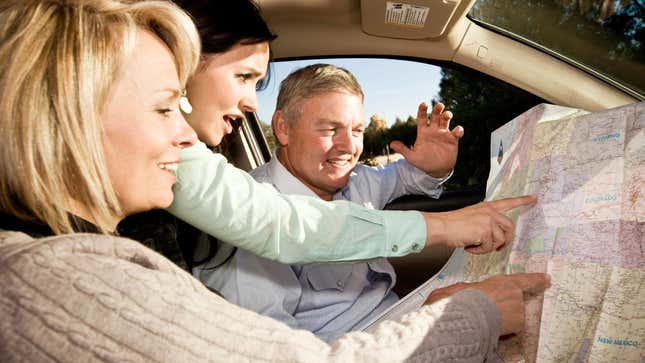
[361,0,462,39]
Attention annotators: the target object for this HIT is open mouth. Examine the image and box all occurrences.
[223,115,243,134]
[222,116,233,134]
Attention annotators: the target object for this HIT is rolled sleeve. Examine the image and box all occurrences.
[347,203,426,258]
[397,160,452,199]
[346,161,452,209]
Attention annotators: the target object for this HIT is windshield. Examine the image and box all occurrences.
[258,58,544,191]
[469,0,644,99]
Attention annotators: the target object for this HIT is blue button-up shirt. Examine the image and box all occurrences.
[194,154,448,341]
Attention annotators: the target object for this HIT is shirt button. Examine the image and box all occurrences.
[391,244,398,252]
[412,243,420,250]
[336,280,344,288]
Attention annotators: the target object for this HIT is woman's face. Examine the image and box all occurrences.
[185,41,270,147]
[102,30,197,217]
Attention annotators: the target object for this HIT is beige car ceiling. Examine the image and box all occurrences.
[256,0,637,112]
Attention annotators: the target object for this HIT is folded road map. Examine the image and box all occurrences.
[361,102,644,363]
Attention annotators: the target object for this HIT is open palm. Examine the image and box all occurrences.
[390,102,464,178]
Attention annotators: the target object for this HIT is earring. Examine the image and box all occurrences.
[179,90,193,114]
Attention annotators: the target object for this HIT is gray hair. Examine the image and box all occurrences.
[276,63,364,126]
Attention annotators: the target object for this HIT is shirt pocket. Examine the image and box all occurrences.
[304,264,354,292]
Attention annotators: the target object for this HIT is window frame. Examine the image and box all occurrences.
[466,13,645,101]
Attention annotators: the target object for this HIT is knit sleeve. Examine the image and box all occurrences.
[0,233,500,362]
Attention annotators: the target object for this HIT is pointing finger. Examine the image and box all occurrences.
[489,195,538,213]
[492,224,506,250]
[494,212,515,244]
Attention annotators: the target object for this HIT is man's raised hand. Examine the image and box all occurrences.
[389,102,464,178]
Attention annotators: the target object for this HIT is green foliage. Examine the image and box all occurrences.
[361,65,544,192]
[259,120,277,151]
[363,128,388,158]
[363,116,389,158]
[470,0,644,95]
[437,66,544,190]
[362,116,418,160]
[388,116,417,149]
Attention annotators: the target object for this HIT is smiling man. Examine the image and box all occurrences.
[194,63,464,341]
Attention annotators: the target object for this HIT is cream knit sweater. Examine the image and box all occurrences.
[0,230,502,362]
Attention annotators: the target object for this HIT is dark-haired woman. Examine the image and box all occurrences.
[121,0,534,270]
[0,1,549,361]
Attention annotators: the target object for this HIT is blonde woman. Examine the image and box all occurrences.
[0,0,549,361]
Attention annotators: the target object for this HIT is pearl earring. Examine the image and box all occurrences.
[179,90,193,114]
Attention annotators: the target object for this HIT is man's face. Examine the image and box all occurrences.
[276,91,365,200]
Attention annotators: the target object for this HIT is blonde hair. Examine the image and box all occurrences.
[0,0,200,234]
[276,63,364,126]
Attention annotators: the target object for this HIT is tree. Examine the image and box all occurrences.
[362,114,389,160]
[387,116,417,150]
[366,114,387,132]
[259,120,276,151]
[437,66,544,190]
[470,0,643,93]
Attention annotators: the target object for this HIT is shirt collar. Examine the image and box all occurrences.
[265,152,320,198]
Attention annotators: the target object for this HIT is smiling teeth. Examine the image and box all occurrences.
[159,163,178,172]
[328,160,349,165]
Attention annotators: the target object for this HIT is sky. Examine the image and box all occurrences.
[256,58,443,127]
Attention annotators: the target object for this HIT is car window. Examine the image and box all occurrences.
[469,0,645,99]
[257,58,544,191]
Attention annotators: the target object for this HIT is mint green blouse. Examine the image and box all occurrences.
[167,142,426,264]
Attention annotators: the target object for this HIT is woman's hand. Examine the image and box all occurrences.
[425,273,551,335]
[423,195,537,254]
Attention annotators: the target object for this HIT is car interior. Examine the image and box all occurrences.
[217,0,643,295]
